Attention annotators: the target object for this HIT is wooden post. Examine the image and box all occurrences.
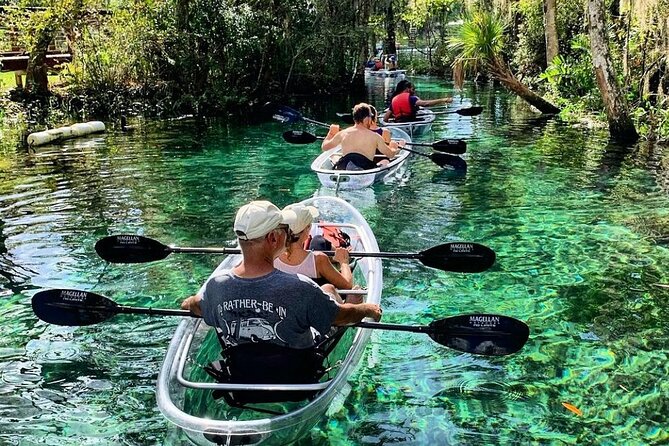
[15,71,24,88]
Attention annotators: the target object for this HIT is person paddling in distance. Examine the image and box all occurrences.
[274,204,359,302]
[181,200,382,349]
[383,80,453,123]
[322,103,400,171]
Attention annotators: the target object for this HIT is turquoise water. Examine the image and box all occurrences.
[1,77,669,445]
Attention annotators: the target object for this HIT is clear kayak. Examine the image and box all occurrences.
[156,196,382,446]
[366,68,407,78]
[310,127,412,191]
[379,108,435,138]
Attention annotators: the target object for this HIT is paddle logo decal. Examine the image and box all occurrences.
[60,290,88,303]
[449,243,475,254]
[115,235,141,245]
[468,315,501,329]
[272,114,290,123]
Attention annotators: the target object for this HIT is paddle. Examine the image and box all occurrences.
[32,289,529,355]
[273,105,329,128]
[429,106,484,116]
[95,235,496,273]
[337,106,483,122]
[282,130,466,155]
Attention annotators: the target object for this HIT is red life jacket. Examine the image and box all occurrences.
[391,92,415,119]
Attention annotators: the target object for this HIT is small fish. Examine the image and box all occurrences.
[562,402,583,416]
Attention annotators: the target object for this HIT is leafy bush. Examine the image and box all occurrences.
[632,99,669,142]
[540,35,597,100]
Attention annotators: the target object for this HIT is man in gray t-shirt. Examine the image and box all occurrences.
[181,200,383,349]
[201,269,339,349]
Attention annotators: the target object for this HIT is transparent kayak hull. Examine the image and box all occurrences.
[310,127,412,191]
[156,196,382,446]
[366,69,407,78]
[379,109,435,138]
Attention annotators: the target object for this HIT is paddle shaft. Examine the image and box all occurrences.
[321,250,420,259]
[291,132,464,154]
[69,303,437,334]
[355,320,428,333]
[54,302,484,338]
[172,246,420,259]
[170,246,240,254]
[303,117,329,127]
[117,305,194,317]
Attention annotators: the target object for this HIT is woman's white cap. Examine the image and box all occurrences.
[233,200,288,240]
[282,204,319,234]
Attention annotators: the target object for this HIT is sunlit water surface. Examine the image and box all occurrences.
[1,77,668,445]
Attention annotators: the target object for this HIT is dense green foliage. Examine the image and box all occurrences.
[0,0,667,140]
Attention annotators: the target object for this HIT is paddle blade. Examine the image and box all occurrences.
[341,114,354,125]
[435,154,467,172]
[456,106,483,116]
[430,153,469,169]
[282,130,318,144]
[429,314,529,355]
[419,242,495,273]
[273,105,302,124]
[32,289,118,326]
[432,139,467,154]
[95,235,170,263]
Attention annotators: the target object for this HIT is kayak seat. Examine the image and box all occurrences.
[205,328,348,411]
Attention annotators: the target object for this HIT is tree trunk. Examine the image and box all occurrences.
[489,57,561,114]
[587,0,639,142]
[384,2,397,55]
[543,0,559,65]
[352,0,371,91]
[25,28,54,95]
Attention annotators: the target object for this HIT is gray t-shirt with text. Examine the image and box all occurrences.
[200,269,339,349]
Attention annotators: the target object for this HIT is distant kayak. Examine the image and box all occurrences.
[366,68,407,78]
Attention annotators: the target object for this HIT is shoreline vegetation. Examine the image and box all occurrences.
[0,1,667,145]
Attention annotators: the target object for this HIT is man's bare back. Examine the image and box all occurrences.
[322,123,397,161]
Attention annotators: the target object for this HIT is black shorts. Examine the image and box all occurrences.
[334,153,377,171]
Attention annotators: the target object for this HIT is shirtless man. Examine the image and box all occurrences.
[321,103,399,171]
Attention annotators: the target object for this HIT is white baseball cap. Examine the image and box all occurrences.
[233,200,289,240]
[282,204,319,234]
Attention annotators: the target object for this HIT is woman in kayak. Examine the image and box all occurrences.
[274,204,358,301]
[383,80,453,122]
[369,105,393,166]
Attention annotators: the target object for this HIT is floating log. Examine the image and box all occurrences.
[27,121,105,147]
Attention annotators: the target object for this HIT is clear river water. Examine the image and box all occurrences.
[0,76,668,445]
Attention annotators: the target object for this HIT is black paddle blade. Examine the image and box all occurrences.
[341,114,354,125]
[429,314,529,355]
[430,152,470,169]
[420,242,495,273]
[282,130,318,144]
[435,154,467,172]
[95,235,171,263]
[32,289,118,326]
[273,105,302,124]
[456,106,483,116]
[432,139,467,154]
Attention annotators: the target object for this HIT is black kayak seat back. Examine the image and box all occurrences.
[205,342,326,405]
